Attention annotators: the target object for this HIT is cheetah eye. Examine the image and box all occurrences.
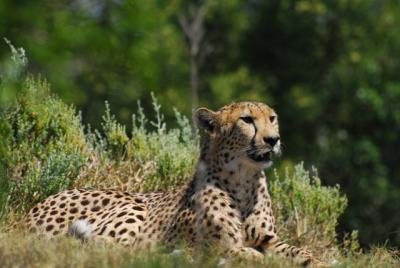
[269,116,276,123]
[240,116,254,124]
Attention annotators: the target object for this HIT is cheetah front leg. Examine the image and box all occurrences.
[192,187,264,262]
[243,213,315,265]
[242,173,316,265]
[261,239,314,265]
[244,216,316,265]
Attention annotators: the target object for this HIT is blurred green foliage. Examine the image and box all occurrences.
[0,0,399,247]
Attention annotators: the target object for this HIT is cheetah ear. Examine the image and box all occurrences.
[194,107,217,133]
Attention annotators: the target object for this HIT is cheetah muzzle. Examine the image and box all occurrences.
[23,101,319,266]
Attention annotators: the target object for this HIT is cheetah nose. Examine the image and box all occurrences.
[264,136,280,147]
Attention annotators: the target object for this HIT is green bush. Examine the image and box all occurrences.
[0,39,27,218]
[2,77,88,213]
[269,163,347,253]
[77,93,198,192]
[126,92,199,190]
[101,101,129,160]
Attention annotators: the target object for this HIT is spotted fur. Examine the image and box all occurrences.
[24,101,316,265]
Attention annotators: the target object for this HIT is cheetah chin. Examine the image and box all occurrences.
[247,150,273,163]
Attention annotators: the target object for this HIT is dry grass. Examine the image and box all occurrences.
[73,154,158,192]
[0,228,398,268]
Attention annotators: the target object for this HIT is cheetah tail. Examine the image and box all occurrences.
[67,219,93,242]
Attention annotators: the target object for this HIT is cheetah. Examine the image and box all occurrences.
[24,101,317,265]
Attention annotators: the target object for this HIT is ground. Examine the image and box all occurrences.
[0,228,398,268]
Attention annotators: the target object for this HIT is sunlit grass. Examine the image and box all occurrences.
[0,229,398,268]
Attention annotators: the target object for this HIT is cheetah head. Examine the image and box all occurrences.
[194,101,281,170]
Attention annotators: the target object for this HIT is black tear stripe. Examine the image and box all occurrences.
[247,103,258,144]
[251,122,257,141]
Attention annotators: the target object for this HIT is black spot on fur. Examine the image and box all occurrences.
[117,212,127,217]
[126,218,136,223]
[102,199,110,206]
[251,227,256,239]
[98,226,107,235]
[213,234,221,240]
[261,234,274,245]
[119,228,127,235]
[56,218,65,223]
[91,206,101,212]
[70,208,78,213]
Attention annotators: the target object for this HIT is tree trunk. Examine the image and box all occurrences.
[178,4,207,112]
[190,52,199,111]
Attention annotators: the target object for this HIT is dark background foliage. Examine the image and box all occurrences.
[0,0,399,247]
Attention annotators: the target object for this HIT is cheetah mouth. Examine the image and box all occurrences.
[247,151,273,163]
